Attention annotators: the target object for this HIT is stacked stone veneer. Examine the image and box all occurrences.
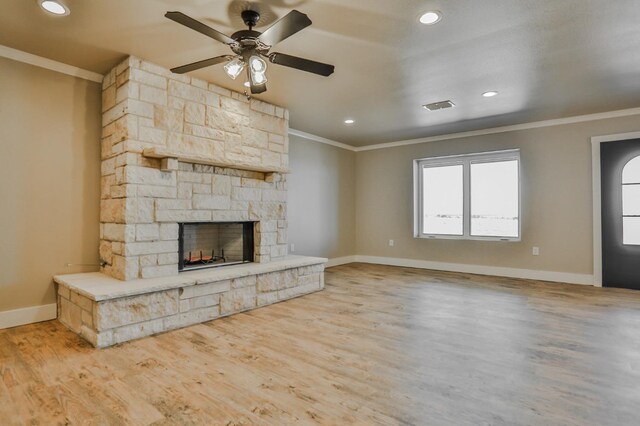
[100,56,289,280]
[56,262,324,348]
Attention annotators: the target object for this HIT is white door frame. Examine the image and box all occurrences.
[591,131,640,287]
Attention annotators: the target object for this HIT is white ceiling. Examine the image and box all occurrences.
[2,0,640,146]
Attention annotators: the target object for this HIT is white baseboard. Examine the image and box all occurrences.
[326,256,358,268]
[0,303,57,330]
[325,255,594,286]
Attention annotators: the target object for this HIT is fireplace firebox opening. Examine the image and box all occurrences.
[179,222,255,272]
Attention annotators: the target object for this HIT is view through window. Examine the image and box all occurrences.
[414,150,520,240]
[623,155,640,245]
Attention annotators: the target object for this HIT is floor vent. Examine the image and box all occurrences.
[422,100,456,111]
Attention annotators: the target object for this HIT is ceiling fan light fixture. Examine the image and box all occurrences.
[224,57,245,80]
[482,90,499,97]
[39,0,70,16]
[344,119,355,125]
[419,11,441,25]
[249,55,268,86]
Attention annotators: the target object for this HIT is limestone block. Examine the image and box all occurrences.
[211,174,231,195]
[102,68,115,90]
[140,84,167,106]
[130,68,167,89]
[139,254,158,267]
[82,309,94,328]
[163,306,220,331]
[160,223,179,240]
[261,150,282,169]
[137,184,177,199]
[158,253,179,265]
[192,194,231,210]
[156,209,212,222]
[270,244,288,258]
[299,264,325,275]
[70,291,93,312]
[256,272,285,292]
[278,281,321,300]
[231,275,257,289]
[278,220,287,229]
[277,228,287,244]
[103,101,127,127]
[250,112,285,134]
[275,107,285,118]
[192,183,211,194]
[112,255,140,280]
[122,166,176,187]
[95,290,178,330]
[160,158,179,172]
[59,297,82,333]
[139,126,167,144]
[206,109,244,134]
[141,264,178,279]
[220,286,256,315]
[180,294,220,312]
[208,84,231,97]
[58,284,70,300]
[257,291,279,306]
[156,199,191,211]
[231,187,261,201]
[185,102,206,125]
[99,241,113,264]
[184,123,225,141]
[256,220,278,233]
[221,96,250,116]
[250,99,276,116]
[298,273,320,288]
[116,81,139,104]
[211,210,248,221]
[136,224,160,241]
[181,282,229,300]
[254,254,270,263]
[100,199,127,223]
[80,326,114,348]
[168,80,211,104]
[269,142,285,153]
[102,85,116,112]
[168,96,185,110]
[112,318,165,345]
[102,224,135,243]
[177,182,193,199]
[262,189,287,202]
[256,232,277,246]
[127,99,155,119]
[124,240,178,256]
[132,198,155,224]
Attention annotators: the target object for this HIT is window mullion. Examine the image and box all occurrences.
[463,160,471,237]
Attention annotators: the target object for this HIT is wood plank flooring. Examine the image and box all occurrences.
[3,263,640,425]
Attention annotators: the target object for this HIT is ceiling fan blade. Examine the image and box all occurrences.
[257,10,312,47]
[165,11,236,45]
[170,55,233,74]
[268,53,335,77]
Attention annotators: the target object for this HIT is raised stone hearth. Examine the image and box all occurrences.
[55,56,326,347]
[55,256,326,348]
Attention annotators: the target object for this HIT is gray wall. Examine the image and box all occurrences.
[0,57,102,312]
[355,115,640,274]
[288,135,356,259]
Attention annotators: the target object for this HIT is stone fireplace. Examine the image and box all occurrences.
[54,56,326,347]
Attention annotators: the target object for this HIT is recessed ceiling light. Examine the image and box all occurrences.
[244,81,250,88]
[482,91,499,98]
[39,0,70,15]
[419,11,441,25]
[344,119,355,125]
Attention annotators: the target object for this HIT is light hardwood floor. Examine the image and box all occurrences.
[2,263,640,425]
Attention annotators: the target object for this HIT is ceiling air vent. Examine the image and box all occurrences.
[422,100,456,111]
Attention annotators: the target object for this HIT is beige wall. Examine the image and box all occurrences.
[0,57,101,312]
[288,136,356,259]
[355,115,640,274]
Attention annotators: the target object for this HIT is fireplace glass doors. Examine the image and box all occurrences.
[179,222,254,271]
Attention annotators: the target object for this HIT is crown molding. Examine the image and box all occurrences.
[288,128,357,151]
[0,44,103,83]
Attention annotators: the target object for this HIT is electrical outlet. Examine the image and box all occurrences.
[389,239,394,247]
[290,243,295,253]
[532,247,540,256]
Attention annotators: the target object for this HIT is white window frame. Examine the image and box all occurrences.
[413,149,521,241]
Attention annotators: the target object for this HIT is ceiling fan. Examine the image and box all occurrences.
[165,9,335,95]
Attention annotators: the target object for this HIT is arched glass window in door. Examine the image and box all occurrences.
[622,156,640,245]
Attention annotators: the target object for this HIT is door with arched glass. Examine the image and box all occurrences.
[601,139,640,289]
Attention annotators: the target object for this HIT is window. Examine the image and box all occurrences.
[622,155,640,245]
[414,149,520,240]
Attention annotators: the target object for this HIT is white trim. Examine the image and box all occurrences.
[0,44,103,83]
[591,131,640,287]
[325,256,357,268]
[355,108,640,152]
[0,303,57,330]
[353,255,595,286]
[288,128,357,151]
